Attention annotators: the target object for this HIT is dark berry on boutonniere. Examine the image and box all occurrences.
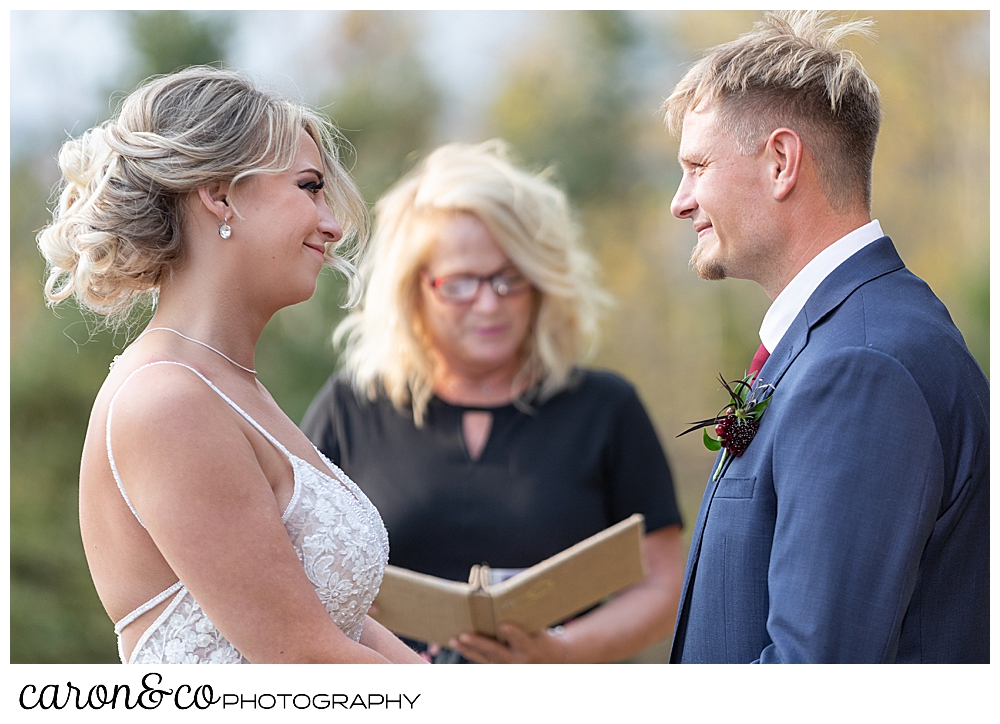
[715,411,759,456]
[678,373,774,481]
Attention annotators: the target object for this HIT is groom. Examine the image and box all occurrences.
[665,11,989,663]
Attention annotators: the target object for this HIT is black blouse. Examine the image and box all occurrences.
[301,369,682,583]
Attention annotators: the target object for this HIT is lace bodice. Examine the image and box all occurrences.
[107,361,389,664]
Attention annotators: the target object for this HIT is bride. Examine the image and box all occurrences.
[36,66,425,664]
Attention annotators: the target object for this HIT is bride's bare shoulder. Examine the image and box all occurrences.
[104,361,248,453]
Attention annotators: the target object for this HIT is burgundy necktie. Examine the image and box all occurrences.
[748,343,770,379]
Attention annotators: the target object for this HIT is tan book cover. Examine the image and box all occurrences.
[370,514,646,645]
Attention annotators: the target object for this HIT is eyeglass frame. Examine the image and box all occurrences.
[421,267,532,303]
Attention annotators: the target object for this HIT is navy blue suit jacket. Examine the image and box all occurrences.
[670,237,989,663]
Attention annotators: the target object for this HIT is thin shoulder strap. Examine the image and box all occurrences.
[106,360,292,528]
[113,581,184,633]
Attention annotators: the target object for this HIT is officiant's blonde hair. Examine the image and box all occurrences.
[663,10,882,212]
[335,140,611,426]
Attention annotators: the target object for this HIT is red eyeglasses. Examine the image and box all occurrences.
[424,268,531,303]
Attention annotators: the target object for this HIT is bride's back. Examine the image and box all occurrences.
[76,346,268,654]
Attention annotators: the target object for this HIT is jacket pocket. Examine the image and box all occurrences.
[715,476,756,499]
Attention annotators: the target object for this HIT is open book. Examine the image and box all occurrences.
[370,514,646,645]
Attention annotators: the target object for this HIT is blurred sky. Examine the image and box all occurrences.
[10,10,539,161]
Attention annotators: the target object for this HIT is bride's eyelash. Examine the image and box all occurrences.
[301,179,326,193]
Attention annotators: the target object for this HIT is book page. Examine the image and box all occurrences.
[487,514,646,634]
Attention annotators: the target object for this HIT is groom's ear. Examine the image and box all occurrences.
[765,128,803,202]
[196,182,231,221]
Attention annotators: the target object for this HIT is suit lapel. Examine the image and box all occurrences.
[753,237,904,389]
[802,236,903,325]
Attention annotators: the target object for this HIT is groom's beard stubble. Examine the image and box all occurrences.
[690,239,727,281]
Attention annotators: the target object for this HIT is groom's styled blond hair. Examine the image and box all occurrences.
[663,11,882,212]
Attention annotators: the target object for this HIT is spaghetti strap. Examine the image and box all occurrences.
[106,360,293,529]
[114,582,186,664]
[114,580,183,634]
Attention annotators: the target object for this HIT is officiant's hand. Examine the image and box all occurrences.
[450,623,570,663]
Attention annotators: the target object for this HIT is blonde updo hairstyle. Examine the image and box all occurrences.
[37,66,368,327]
[336,139,611,426]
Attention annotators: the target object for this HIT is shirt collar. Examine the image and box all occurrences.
[759,219,884,352]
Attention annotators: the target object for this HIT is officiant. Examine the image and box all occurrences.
[301,140,684,663]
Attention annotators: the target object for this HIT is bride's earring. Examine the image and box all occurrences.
[218,217,232,239]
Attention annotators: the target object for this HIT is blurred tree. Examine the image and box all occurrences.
[10,161,125,662]
[861,11,989,373]
[490,11,639,201]
[124,10,233,84]
[320,10,441,203]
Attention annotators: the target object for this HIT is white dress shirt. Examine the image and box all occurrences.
[759,219,884,353]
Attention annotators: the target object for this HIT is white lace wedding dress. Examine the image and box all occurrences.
[106,361,389,664]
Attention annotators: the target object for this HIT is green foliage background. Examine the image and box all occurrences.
[10,10,989,663]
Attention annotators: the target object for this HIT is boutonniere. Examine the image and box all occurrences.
[678,373,775,481]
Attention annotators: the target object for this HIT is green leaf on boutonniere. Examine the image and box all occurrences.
[703,428,722,451]
[751,396,771,420]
